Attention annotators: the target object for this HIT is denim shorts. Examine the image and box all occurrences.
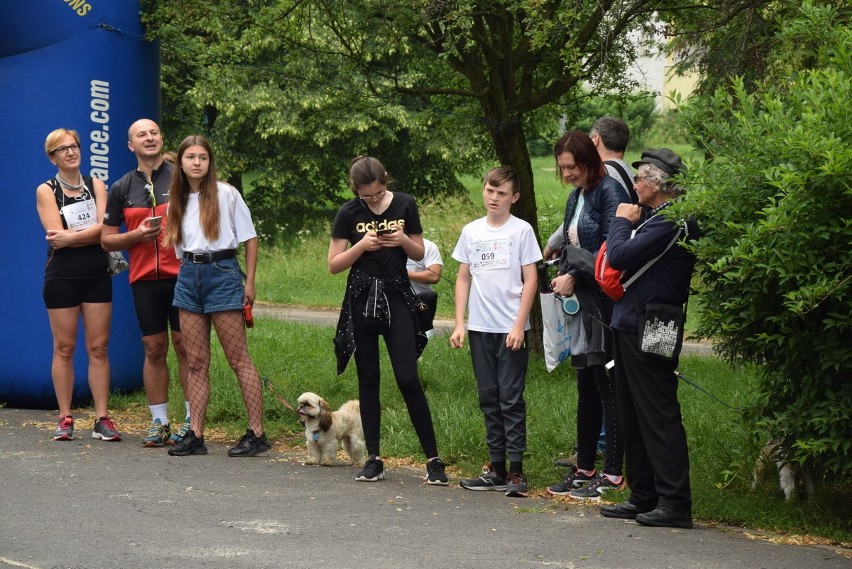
[172,256,244,314]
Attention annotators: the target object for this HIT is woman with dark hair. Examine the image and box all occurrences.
[545,131,629,500]
[36,128,118,442]
[329,155,448,485]
[164,135,268,458]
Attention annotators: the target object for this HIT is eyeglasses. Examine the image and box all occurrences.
[634,175,653,184]
[52,143,80,156]
[358,189,387,201]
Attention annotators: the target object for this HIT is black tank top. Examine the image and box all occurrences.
[44,176,109,280]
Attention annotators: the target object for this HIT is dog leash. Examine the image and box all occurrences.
[261,375,299,414]
[675,370,742,411]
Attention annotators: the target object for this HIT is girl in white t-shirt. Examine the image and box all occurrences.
[163,135,268,458]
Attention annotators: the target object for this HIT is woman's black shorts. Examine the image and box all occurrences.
[43,276,112,309]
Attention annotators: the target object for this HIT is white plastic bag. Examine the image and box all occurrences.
[541,291,571,372]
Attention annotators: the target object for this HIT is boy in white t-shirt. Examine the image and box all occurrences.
[450,166,542,497]
[406,238,443,338]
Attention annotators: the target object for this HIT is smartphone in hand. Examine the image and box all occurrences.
[148,216,163,228]
[376,228,395,236]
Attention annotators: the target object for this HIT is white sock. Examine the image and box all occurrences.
[149,403,168,424]
[184,401,191,420]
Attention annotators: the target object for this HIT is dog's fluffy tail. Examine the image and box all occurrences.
[339,400,360,414]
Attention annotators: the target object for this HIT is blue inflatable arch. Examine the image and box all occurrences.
[0,2,158,408]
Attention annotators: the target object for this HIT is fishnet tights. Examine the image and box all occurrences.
[180,309,264,437]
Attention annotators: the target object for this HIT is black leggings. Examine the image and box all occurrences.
[576,364,623,475]
[352,291,438,459]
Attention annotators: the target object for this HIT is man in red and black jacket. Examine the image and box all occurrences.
[102,118,190,448]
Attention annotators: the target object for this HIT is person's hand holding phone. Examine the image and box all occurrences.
[377,228,401,247]
[139,216,163,241]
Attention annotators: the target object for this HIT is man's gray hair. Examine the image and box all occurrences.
[590,116,629,153]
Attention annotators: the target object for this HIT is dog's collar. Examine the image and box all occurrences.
[311,430,321,441]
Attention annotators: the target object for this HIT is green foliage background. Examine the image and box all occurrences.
[677,2,852,477]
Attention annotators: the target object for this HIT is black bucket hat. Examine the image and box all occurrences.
[632,148,686,177]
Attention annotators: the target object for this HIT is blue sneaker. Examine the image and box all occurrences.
[168,417,191,445]
[143,419,171,447]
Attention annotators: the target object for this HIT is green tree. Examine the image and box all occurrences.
[141,0,482,240]
[301,0,672,234]
[141,0,692,238]
[677,1,852,480]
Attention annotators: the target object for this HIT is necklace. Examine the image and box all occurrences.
[55,173,90,202]
[56,173,85,191]
[368,191,391,215]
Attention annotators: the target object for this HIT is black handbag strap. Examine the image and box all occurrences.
[605,160,638,204]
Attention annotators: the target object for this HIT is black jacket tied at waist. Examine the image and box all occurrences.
[333,270,428,375]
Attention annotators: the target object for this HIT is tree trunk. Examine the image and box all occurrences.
[485,112,544,353]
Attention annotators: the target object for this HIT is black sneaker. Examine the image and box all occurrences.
[460,465,507,491]
[227,429,272,457]
[425,457,449,485]
[546,465,595,495]
[167,430,208,456]
[505,472,529,497]
[356,456,384,481]
[567,473,625,500]
[92,416,121,442]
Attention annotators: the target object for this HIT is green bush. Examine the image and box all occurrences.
[678,2,852,479]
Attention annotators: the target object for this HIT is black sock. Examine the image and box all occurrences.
[509,461,523,475]
[491,461,507,479]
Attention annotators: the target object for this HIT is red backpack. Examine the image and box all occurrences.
[595,220,686,301]
[594,241,626,301]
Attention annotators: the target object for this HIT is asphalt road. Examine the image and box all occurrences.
[1,407,848,569]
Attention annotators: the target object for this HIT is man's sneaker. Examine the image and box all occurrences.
[355,456,384,481]
[168,417,191,445]
[460,465,506,491]
[505,472,529,497]
[546,465,595,495]
[425,457,449,485]
[92,417,121,441]
[568,473,625,500]
[53,415,74,441]
[167,430,208,456]
[142,419,171,447]
[227,429,272,457]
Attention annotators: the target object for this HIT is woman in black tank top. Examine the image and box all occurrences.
[35,128,118,443]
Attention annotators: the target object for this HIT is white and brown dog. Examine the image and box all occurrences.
[296,392,366,466]
[752,438,816,500]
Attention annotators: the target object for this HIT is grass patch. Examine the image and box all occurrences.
[104,317,850,544]
[99,139,849,544]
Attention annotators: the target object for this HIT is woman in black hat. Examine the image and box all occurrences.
[599,148,700,528]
